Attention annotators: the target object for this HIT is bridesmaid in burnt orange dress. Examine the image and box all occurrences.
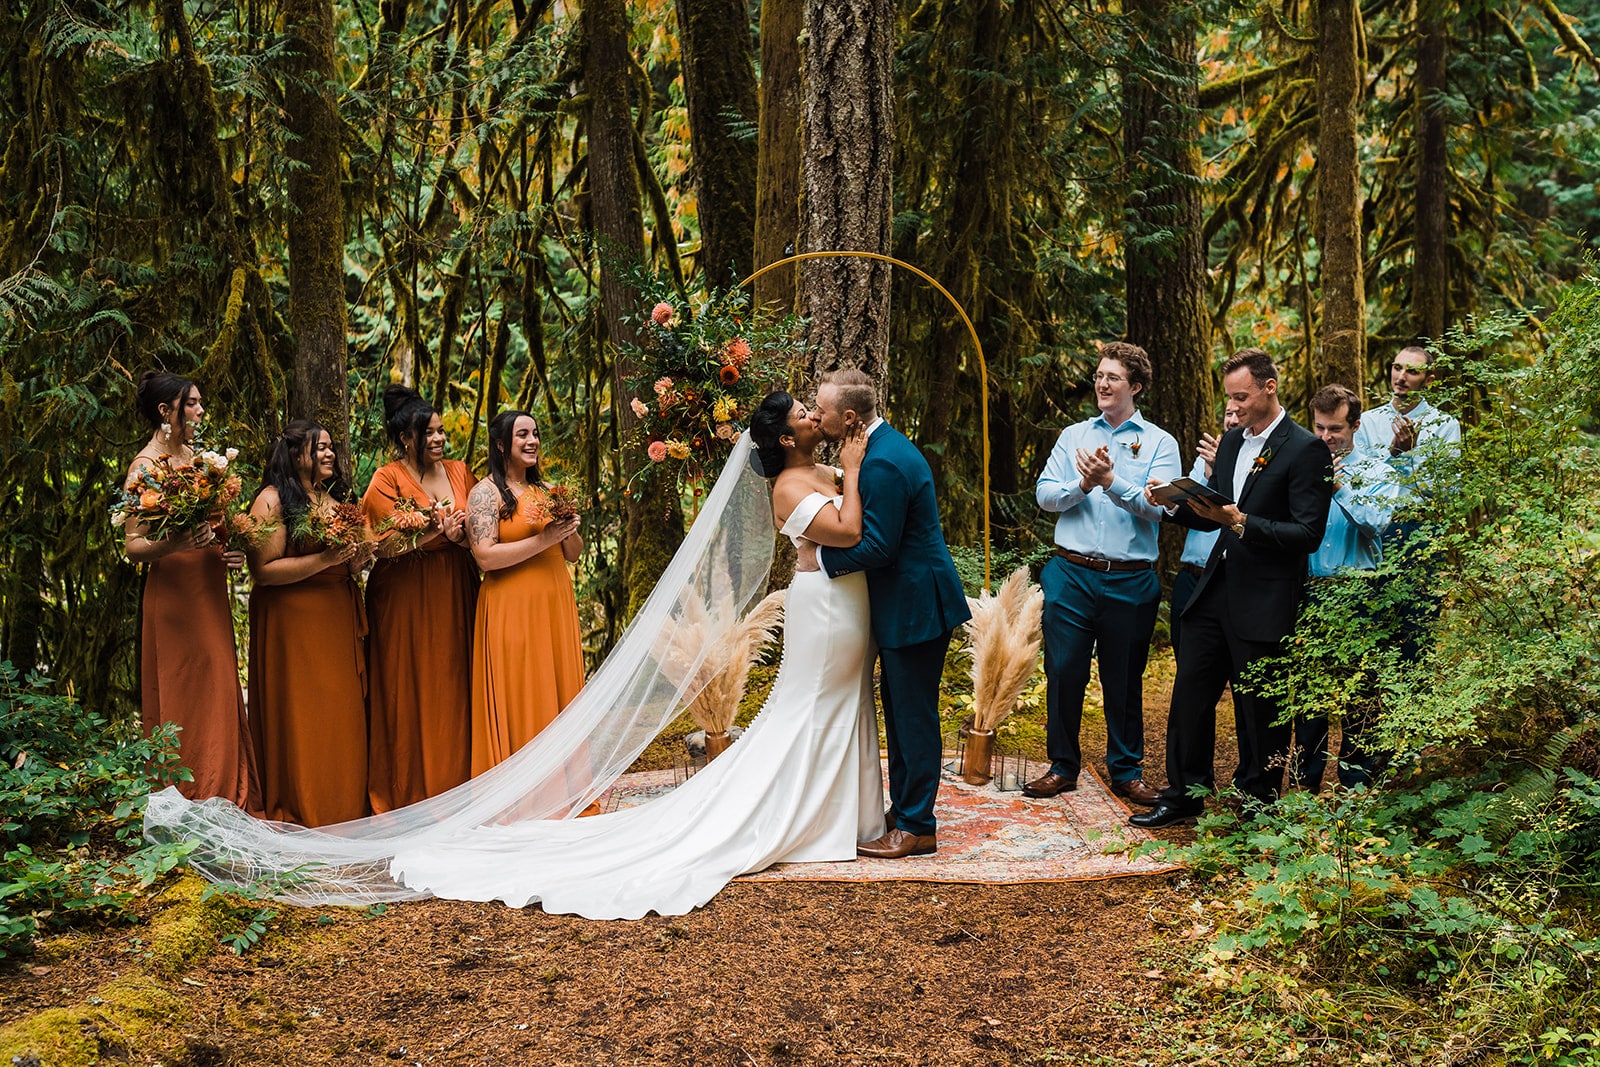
[465,409,584,774]
[361,385,478,811]
[245,420,375,827]
[123,371,260,812]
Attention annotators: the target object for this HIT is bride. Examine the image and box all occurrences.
[145,392,885,920]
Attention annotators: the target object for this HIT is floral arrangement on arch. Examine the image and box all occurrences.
[620,284,800,490]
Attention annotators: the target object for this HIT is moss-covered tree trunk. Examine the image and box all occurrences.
[675,0,758,290]
[586,0,684,614]
[283,0,350,438]
[1314,0,1366,395]
[1123,0,1213,456]
[754,0,804,316]
[798,0,893,381]
[1412,0,1449,346]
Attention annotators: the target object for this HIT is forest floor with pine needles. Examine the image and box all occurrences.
[2,652,1309,1067]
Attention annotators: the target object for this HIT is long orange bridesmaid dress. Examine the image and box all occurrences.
[140,543,261,812]
[248,542,369,827]
[362,459,478,811]
[470,486,586,774]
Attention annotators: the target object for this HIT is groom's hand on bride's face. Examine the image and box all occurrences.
[795,539,820,572]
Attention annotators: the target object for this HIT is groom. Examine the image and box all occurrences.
[800,368,970,859]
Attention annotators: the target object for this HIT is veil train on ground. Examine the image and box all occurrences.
[143,435,775,906]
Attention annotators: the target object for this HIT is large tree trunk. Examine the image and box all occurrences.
[283,0,350,438]
[754,0,804,315]
[585,0,684,614]
[675,0,759,291]
[1314,0,1366,395]
[1122,0,1213,457]
[798,0,894,381]
[1412,0,1449,345]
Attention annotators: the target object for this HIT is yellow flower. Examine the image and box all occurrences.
[666,439,691,461]
[712,396,735,422]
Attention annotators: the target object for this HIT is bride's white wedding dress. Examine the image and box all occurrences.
[388,492,885,919]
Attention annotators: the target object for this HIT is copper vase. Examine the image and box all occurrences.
[962,728,996,785]
[704,730,734,760]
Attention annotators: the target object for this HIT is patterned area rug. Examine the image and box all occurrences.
[598,758,1180,885]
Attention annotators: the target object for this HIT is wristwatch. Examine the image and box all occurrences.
[1230,518,1246,537]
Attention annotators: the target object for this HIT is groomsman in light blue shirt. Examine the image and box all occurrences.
[1293,384,1397,790]
[1354,345,1460,664]
[1023,343,1181,808]
[1170,405,1239,658]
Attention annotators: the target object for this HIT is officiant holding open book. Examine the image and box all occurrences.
[1132,348,1333,827]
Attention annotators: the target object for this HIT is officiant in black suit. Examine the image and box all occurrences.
[1131,349,1334,828]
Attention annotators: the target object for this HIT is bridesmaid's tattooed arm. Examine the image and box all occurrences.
[467,481,501,553]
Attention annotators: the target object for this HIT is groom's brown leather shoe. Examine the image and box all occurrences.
[1022,771,1077,798]
[856,828,936,859]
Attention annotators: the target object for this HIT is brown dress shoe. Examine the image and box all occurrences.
[856,828,937,859]
[1111,778,1160,807]
[1021,771,1078,798]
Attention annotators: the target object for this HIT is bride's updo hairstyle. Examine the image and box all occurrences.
[382,383,435,461]
[749,391,796,479]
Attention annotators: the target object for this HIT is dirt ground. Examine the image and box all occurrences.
[2,651,1256,1066]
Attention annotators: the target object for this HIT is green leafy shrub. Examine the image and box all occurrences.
[0,662,196,958]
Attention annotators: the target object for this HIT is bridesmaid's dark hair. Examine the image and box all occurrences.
[258,418,348,531]
[382,383,436,461]
[486,409,541,519]
[749,391,796,478]
[135,371,195,430]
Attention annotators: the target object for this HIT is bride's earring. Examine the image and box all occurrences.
[160,421,173,443]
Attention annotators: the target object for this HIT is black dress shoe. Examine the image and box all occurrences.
[1128,802,1198,829]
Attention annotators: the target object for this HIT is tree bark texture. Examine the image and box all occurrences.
[283,0,351,439]
[1412,0,1449,346]
[799,0,894,382]
[754,0,804,315]
[674,0,759,290]
[1314,0,1366,395]
[585,0,684,614]
[1122,0,1214,459]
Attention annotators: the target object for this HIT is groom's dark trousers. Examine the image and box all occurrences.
[821,423,969,838]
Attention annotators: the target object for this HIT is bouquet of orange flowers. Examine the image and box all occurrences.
[113,447,244,540]
[375,496,436,551]
[546,484,580,523]
[290,499,372,549]
[217,509,278,553]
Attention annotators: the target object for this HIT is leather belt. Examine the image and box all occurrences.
[1179,562,1205,577]
[1055,548,1154,573]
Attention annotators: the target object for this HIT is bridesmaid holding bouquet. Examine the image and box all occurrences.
[122,371,260,812]
[465,410,584,774]
[246,420,374,827]
[361,385,478,811]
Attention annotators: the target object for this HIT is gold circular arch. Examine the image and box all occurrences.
[736,251,991,590]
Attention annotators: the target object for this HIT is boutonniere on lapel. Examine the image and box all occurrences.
[1249,446,1274,476]
[1125,435,1142,457]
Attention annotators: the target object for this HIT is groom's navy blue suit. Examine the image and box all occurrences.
[820,422,970,837]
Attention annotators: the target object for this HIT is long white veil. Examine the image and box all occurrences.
[143,435,775,905]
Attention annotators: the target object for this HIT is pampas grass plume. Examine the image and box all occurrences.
[964,565,1044,732]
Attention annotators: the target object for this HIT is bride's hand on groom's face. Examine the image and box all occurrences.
[839,424,868,470]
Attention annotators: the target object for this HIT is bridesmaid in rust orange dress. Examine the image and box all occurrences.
[465,409,584,774]
[123,371,260,812]
[246,420,375,827]
[361,385,478,811]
